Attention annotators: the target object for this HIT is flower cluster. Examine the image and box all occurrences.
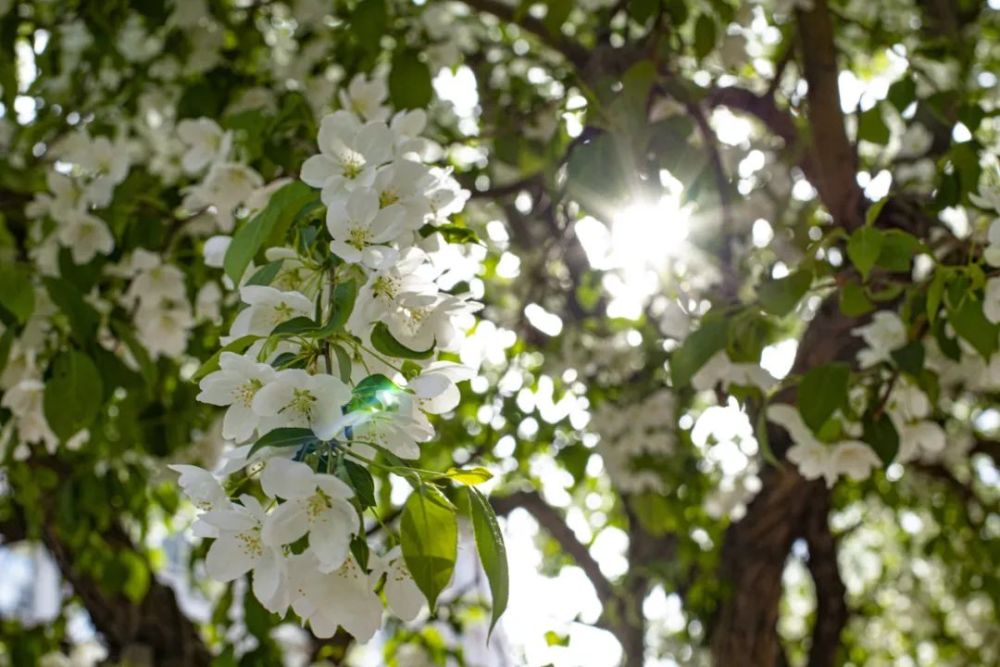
[175,91,482,640]
[592,390,677,494]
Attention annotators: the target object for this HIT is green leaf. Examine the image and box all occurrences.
[43,350,104,440]
[272,316,321,335]
[224,181,316,283]
[846,226,884,281]
[110,320,157,389]
[858,105,890,145]
[419,223,483,245]
[863,411,899,466]
[670,316,729,388]
[353,0,387,48]
[464,487,509,637]
[446,467,493,486]
[0,328,14,378]
[877,229,921,273]
[248,427,320,457]
[926,268,947,323]
[797,362,849,433]
[324,280,357,333]
[839,281,875,316]
[0,265,34,324]
[400,486,459,611]
[245,260,284,287]
[948,296,999,359]
[542,0,572,34]
[758,270,812,317]
[891,340,925,376]
[332,344,352,383]
[348,373,405,412]
[694,14,717,59]
[340,459,376,508]
[887,77,916,111]
[865,197,888,226]
[43,277,100,346]
[370,321,434,359]
[191,335,260,382]
[389,49,433,110]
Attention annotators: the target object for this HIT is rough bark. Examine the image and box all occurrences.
[804,489,848,667]
[1,482,211,666]
[711,295,866,665]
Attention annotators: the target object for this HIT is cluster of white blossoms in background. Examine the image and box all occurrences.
[770,309,953,486]
[26,133,131,270]
[591,390,677,494]
[174,83,482,641]
[768,403,882,488]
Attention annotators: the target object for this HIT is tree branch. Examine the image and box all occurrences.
[492,490,615,604]
[3,467,211,666]
[804,489,848,667]
[456,0,590,68]
[795,0,863,230]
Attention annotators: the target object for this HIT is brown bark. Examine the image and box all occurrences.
[710,468,816,666]
[796,0,863,231]
[804,489,848,667]
[1,480,211,666]
[711,294,866,665]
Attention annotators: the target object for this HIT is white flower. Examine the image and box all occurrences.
[887,380,931,423]
[177,118,232,173]
[970,182,1000,214]
[767,403,877,488]
[690,352,778,392]
[136,303,194,359]
[251,369,352,439]
[124,260,186,309]
[338,73,389,122]
[197,352,278,442]
[1,379,59,452]
[853,311,907,367]
[201,495,287,609]
[409,362,473,414]
[786,441,835,487]
[230,285,314,337]
[170,464,228,537]
[118,15,163,62]
[349,398,434,460]
[260,458,359,572]
[371,159,434,229]
[288,552,383,640]
[984,220,1000,267]
[170,464,227,511]
[385,293,481,353]
[390,109,429,155]
[203,235,231,268]
[897,421,946,463]
[183,162,264,231]
[326,189,405,266]
[984,277,1000,324]
[371,546,424,621]
[829,441,881,482]
[350,248,439,332]
[195,281,223,324]
[300,111,394,201]
[425,169,469,222]
[56,210,115,264]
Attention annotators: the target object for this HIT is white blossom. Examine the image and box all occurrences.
[260,458,359,573]
[251,369,352,439]
[197,352,278,442]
